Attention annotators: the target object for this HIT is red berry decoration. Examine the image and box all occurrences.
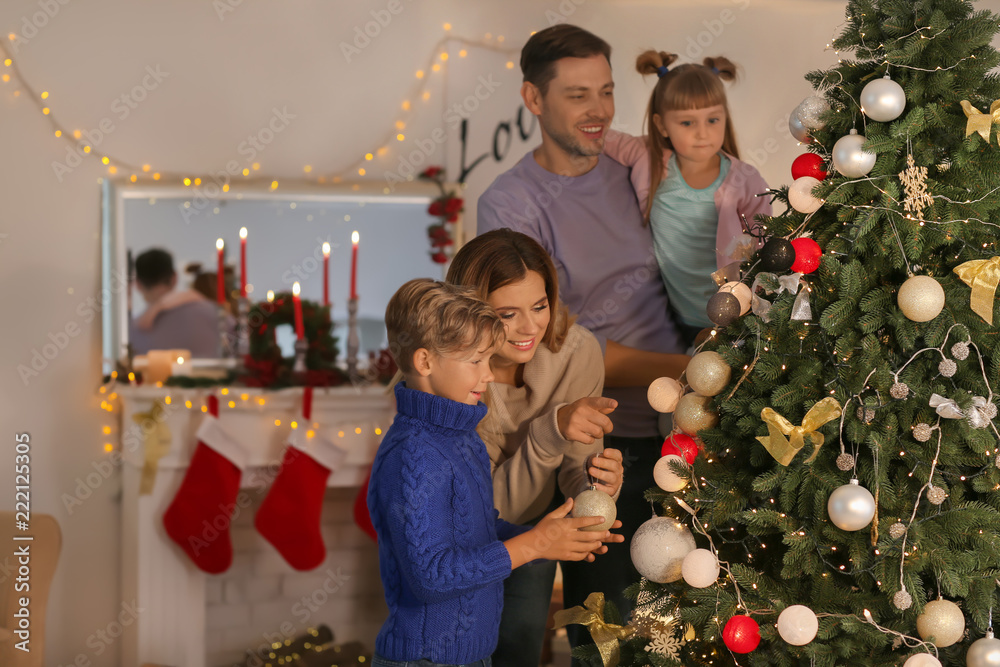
[661,433,700,464]
[790,237,822,274]
[723,615,761,653]
[431,251,449,264]
[791,153,827,181]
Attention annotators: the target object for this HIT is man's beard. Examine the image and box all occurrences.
[541,115,604,159]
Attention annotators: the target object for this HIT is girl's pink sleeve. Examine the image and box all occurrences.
[603,129,650,168]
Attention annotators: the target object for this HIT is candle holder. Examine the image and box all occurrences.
[217,306,233,358]
[235,297,250,359]
[293,338,308,374]
[346,297,360,380]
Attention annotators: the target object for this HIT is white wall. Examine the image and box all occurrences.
[1,0,997,664]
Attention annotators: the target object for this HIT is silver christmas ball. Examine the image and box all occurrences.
[951,342,970,360]
[891,382,910,399]
[630,516,696,583]
[898,275,946,322]
[927,485,947,505]
[967,631,1000,667]
[917,599,965,648]
[788,176,824,214]
[674,393,720,436]
[889,521,907,539]
[648,376,684,413]
[572,487,617,532]
[939,359,957,377]
[827,479,876,531]
[894,589,914,610]
[795,95,831,129]
[836,453,856,471]
[913,423,934,442]
[903,654,941,667]
[687,351,732,397]
[832,129,877,178]
[860,74,906,122]
[789,112,812,143]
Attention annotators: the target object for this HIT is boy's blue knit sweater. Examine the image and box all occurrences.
[368,383,529,663]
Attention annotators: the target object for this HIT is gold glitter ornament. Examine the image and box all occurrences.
[913,423,933,442]
[938,359,957,377]
[686,351,732,397]
[674,393,720,435]
[898,275,946,322]
[572,486,617,532]
[889,522,907,539]
[836,453,855,471]
[916,599,965,648]
[927,485,947,505]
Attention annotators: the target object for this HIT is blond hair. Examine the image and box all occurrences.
[636,50,741,222]
[385,278,505,375]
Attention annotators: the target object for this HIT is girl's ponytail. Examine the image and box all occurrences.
[702,56,738,83]
[636,50,679,77]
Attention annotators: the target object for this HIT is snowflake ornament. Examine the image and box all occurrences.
[642,618,683,661]
[900,154,933,218]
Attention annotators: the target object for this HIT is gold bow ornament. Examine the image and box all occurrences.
[757,397,842,466]
[552,592,634,667]
[960,100,1000,144]
[133,400,173,495]
[954,256,1000,325]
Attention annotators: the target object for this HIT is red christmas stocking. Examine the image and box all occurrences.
[163,395,248,574]
[353,470,377,542]
[255,387,348,571]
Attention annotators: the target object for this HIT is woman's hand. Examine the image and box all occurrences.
[557,397,617,444]
[588,448,623,497]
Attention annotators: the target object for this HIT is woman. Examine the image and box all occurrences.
[447,228,624,667]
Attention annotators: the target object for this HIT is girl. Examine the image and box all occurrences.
[446,228,625,667]
[604,51,771,347]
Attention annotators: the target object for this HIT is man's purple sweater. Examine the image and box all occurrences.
[477,152,684,438]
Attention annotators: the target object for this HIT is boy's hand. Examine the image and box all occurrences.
[587,448,624,497]
[557,397,617,443]
[505,498,613,567]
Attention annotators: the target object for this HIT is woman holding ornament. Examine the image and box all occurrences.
[603,51,772,346]
[446,228,625,667]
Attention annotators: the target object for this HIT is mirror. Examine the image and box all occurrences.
[102,180,456,373]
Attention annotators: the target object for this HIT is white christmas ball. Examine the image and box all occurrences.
[903,654,942,667]
[827,480,876,531]
[681,548,720,588]
[795,96,831,129]
[720,282,752,315]
[777,605,819,646]
[789,176,824,214]
[967,632,1000,667]
[861,74,906,122]
[789,112,811,143]
[648,377,684,413]
[898,275,946,322]
[654,454,689,492]
[630,516,696,583]
[571,487,617,532]
[917,599,965,648]
[832,129,877,177]
[686,350,732,397]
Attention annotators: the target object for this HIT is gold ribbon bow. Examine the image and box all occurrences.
[756,397,842,466]
[954,257,1000,325]
[552,592,634,667]
[961,100,1000,144]
[133,400,172,495]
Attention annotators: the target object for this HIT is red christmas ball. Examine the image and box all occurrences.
[723,615,760,653]
[661,433,700,464]
[790,237,822,274]
[791,153,827,181]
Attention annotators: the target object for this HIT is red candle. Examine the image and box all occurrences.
[322,242,331,306]
[215,238,225,305]
[350,231,359,300]
[239,227,247,298]
[292,281,304,340]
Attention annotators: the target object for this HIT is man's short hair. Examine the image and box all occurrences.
[520,24,612,97]
[135,249,175,288]
[385,279,505,375]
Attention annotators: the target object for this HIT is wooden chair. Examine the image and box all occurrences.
[0,512,61,667]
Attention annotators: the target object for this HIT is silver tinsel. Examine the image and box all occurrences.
[913,423,933,442]
[894,589,914,610]
[939,359,957,377]
[927,486,947,505]
[836,453,856,471]
[890,382,910,399]
[889,522,907,539]
[856,406,876,424]
[951,342,970,360]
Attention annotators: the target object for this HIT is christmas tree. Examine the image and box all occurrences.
[570,1,1000,666]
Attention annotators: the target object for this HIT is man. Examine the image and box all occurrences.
[476,23,690,662]
[129,248,222,358]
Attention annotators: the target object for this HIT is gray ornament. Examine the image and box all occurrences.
[707,292,742,327]
[795,95,831,129]
[889,522,907,539]
[789,113,811,143]
[894,589,914,610]
[951,342,970,360]
[927,486,947,505]
[891,382,910,399]
[913,423,933,442]
[836,453,856,471]
[938,359,957,377]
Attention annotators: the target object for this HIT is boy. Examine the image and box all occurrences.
[369,279,618,666]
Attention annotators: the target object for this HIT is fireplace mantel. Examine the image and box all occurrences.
[117,384,394,667]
